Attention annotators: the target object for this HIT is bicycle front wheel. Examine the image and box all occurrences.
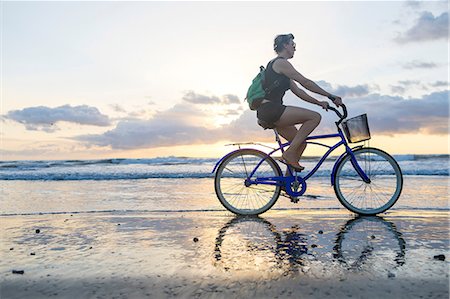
[214,149,282,215]
[334,147,403,215]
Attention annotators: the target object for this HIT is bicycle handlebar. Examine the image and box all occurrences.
[327,104,347,125]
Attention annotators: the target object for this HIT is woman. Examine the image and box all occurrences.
[256,33,343,171]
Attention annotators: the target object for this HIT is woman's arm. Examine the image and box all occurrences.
[290,80,329,110]
[275,59,335,98]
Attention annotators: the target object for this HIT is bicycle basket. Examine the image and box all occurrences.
[342,114,371,143]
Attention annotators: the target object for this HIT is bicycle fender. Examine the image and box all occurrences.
[331,145,364,185]
[211,148,268,174]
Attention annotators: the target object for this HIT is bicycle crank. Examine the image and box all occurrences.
[289,181,301,203]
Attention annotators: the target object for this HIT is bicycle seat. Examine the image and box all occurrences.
[257,119,276,130]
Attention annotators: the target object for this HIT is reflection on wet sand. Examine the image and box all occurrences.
[2,210,448,298]
[334,216,406,270]
[214,215,406,276]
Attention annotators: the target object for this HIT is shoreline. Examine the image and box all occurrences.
[1,207,449,217]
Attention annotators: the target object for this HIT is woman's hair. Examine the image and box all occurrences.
[274,33,295,53]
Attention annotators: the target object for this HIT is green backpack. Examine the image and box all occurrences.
[245,66,280,110]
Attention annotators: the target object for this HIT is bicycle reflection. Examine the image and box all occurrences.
[214,216,310,274]
[213,215,406,274]
[333,216,406,270]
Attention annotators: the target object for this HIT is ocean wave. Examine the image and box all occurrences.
[0,155,448,180]
[0,157,218,170]
[0,173,215,181]
[0,170,448,181]
[393,154,449,161]
[1,154,447,168]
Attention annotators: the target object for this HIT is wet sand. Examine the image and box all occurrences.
[1,210,448,299]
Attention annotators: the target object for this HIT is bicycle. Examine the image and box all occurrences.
[212,104,403,216]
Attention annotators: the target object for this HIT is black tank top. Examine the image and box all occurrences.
[264,57,291,104]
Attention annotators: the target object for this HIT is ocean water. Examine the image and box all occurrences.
[0,154,448,181]
[0,155,448,215]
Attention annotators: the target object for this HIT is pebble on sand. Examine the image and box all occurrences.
[433,254,445,261]
[193,237,199,242]
[318,230,323,234]
[30,253,36,256]
[12,270,25,275]
[35,229,40,234]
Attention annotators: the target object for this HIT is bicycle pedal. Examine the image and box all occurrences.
[282,192,300,203]
[290,196,300,203]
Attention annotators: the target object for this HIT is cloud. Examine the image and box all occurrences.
[222,94,241,104]
[389,80,442,94]
[4,105,111,132]
[152,102,212,127]
[75,101,220,149]
[182,90,241,105]
[77,119,220,149]
[405,1,420,7]
[402,60,438,69]
[390,85,406,95]
[390,80,420,93]
[395,11,449,44]
[220,108,244,117]
[110,104,127,113]
[75,90,449,150]
[317,81,371,98]
[333,85,371,98]
[398,80,420,86]
[335,91,449,135]
[182,91,221,104]
[431,81,448,87]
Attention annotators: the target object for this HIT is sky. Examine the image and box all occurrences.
[1,0,449,160]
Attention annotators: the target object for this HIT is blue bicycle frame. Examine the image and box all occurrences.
[212,124,371,198]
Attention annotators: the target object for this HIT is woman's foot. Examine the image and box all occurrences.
[281,152,305,171]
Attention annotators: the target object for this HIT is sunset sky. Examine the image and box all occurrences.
[1,0,449,160]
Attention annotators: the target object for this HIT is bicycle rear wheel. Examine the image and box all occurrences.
[334,147,403,215]
[214,149,282,215]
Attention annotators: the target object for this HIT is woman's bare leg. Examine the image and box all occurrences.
[275,106,321,168]
[277,126,307,174]
[276,126,307,158]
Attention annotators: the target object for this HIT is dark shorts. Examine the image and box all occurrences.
[256,101,287,125]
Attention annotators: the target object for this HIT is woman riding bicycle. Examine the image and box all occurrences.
[254,33,343,171]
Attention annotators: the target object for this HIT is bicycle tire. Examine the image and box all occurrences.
[334,147,403,215]
[214,149,282,215]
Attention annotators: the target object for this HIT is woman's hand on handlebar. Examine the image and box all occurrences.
[318,100,329,111]
[328,94,343,107]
